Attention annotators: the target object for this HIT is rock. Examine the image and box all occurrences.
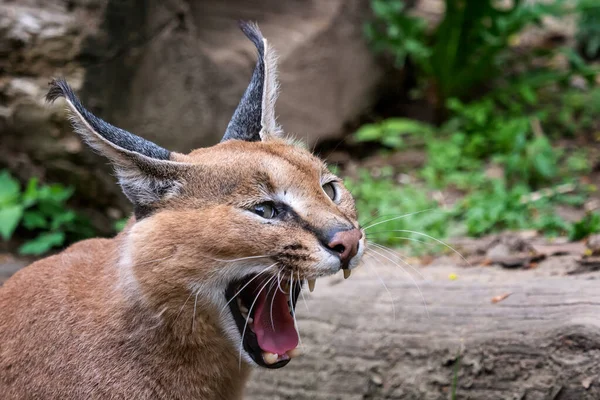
[0,1,122,235]
[586,234,600,255]
[484,234,545,269]
[82,0,383,151]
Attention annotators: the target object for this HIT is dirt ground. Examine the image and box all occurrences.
[2,234,600,400]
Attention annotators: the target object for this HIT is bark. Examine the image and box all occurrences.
[247,256,600,400]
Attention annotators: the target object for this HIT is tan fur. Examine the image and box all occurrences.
[0,139,364,399]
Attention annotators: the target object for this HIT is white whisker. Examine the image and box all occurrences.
[360,212,408,229]
[290,272,304,352]
[369,242,426,281]
[192,289,201,332]
[201,254,274,263]
[366,234,429,245]
[362,209,433,231]
[276,270,286,294]
[297,271,309,312]
[371,229,470,266]
[363,255,396,322]
[239,274,276,369]
[221,264,277,312]
[267,270,281,331]
[367,245,430,319]
[173,291,193,326]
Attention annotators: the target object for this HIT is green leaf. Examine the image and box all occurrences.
[0,205,24,240]
[50,210,76,230]
[22,178,39,208]
[383,118,434,136]
[354,124,383,142]
[19,231,66,255]
[569,213,600,241]
[0,170,21,207]
[22,211,48,230]
[519,85,537,104]
[114,218,128,232]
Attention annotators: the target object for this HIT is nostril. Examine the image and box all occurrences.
[325,228,361,268]
[331,244,346,254]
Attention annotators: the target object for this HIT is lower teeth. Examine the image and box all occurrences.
[262,352,280,365]
[261,347,301,365]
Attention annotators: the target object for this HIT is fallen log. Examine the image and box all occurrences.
[247,256,600,400]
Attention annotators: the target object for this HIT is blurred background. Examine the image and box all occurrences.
[3,1,600,398]
[1,0,599,257]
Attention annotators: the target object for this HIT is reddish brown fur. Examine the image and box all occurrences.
[0,139,363,399]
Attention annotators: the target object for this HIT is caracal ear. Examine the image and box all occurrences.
[221,21,282,143]
[46,78,191,219]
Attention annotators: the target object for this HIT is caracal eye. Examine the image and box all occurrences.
[253,202,277,219]
[322,182,336,201]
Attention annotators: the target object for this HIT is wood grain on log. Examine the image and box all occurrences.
[247,256,600,400]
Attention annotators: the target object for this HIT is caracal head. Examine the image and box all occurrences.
[47,22,364,369]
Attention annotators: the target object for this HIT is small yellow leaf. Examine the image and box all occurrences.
[584,248,593,257]
[508,34,520,47]
[449,273,458,281]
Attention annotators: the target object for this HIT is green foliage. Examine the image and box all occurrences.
[576,0,600,59]
[354,118,434,149]
[114,218,128,232]
[351,0,600,250]
[457,180,574,237]
[569,213,600,241]
[366,0,568,103]
[348,69,598,246]
[0,170,94,255]
[345,169,453,253]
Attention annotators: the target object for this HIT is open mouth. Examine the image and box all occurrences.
[225,274,302,368]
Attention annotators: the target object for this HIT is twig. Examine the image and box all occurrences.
[519,183,576,204]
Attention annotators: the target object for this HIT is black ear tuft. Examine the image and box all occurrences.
[46,78,188,219]
[221,22,266,143]
[238,21,265,59]
[46,78,171,161]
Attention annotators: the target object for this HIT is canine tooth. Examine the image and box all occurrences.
[343,269,351,279]
[246,316,253,324]
[236,297,249,314]
[308,279,316,292]
[287,347,302,359]
[262,351,279,365]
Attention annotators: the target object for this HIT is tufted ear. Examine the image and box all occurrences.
[221,21,282,143]
[46,78,190,219]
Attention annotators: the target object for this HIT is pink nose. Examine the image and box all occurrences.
[327,229,362,268]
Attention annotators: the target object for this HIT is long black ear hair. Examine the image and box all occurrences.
[46,78,190,219]
[221,21,282,142]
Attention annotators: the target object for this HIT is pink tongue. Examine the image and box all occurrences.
[253,287,299,355]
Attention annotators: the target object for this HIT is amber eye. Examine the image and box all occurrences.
[322,182,336,201]
[253,202,277,219]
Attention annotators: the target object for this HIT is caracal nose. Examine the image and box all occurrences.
[327,228,362,268]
